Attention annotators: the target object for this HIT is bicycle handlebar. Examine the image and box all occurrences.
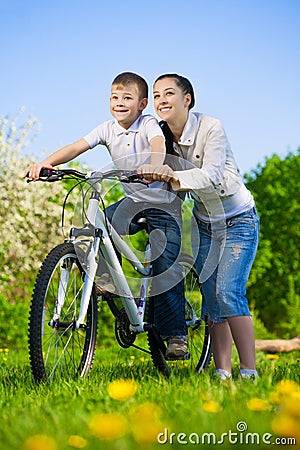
[32,168,142,184]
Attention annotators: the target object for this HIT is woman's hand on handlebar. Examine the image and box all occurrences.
[137,164,180,189]
[23,163,54,181]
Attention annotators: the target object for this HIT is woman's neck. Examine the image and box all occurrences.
[168,112,188,143]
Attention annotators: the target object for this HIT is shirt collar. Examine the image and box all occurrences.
[178,112,200,146]
[114,115,142,136]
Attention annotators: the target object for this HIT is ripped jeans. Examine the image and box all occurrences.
[192,206,260,323]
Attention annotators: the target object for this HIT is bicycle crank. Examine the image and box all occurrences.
[115,308,137,348]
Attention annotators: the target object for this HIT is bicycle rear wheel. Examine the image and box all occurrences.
[148,253,212,375]
[28,242,98,382]
[179,254,212,372]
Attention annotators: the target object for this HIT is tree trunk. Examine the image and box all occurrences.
[255,335,300,353]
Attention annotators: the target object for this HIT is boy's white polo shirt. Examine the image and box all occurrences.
[84,114,176,204]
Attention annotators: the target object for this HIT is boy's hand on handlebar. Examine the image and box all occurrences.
[137,164,180,189]
[23,163,54,181]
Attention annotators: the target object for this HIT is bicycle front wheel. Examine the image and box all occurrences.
[28,242,98,382]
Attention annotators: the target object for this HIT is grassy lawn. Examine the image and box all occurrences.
[0,341,299,450]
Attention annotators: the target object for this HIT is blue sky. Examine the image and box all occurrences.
[1,0,299,174]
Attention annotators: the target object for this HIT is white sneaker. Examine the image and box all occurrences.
[240,369,259,380]
[215,369,232,380]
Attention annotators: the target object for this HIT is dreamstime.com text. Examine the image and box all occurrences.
[157,422,297,446]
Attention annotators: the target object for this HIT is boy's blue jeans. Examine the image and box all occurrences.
[192,206,260,323]
[105,197,188,338]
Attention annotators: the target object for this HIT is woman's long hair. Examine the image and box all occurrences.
[155,73,195,159]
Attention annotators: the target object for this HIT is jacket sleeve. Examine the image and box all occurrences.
[174,117,230,193]
[174,168,215,192]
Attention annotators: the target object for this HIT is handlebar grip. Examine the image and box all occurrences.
[39,168,53,177]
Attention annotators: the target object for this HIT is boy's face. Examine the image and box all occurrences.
[110,83,148,129]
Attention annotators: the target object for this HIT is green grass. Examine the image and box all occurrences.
[1,342,299,450]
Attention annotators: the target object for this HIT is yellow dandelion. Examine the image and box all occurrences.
[269,391,281,404]
[202,401,221,413]
[266,354,279,360]
[272,414,300,440]
[129,402,162,422]
[275,380,300,395]
[88,413,127,440]
[247,398,270,411]
[67,435,87,448]
[23,434,57,450]
[280,391,300,417]
[129,402,165,445]
[131,420,166,445]
[139,357,145,362]
[107,379,137,401]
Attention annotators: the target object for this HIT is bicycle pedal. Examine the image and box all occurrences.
[165,351,191,362]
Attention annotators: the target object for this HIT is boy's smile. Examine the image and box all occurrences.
[110,84,148,129]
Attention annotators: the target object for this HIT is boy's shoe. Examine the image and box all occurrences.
[96,273,116,296]
[165,336,189,360]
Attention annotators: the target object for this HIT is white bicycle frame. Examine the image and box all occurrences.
[68,178,152,333]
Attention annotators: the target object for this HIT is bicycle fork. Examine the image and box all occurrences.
[75,230,102,329]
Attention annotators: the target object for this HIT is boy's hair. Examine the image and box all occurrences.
[154,73,195,110]
[112,72,148,99]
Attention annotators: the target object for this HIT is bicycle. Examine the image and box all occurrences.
[27,168,212,381]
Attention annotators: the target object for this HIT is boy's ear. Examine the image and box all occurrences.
[139,98,148,111]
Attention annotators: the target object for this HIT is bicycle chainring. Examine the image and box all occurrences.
[115,308,136,348]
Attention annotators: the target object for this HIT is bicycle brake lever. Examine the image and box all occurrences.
[120,174,149,186]
[38,169,64,182]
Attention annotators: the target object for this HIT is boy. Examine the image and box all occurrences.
[24,72,188,359]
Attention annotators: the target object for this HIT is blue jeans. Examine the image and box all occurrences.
[192,206,260,323]
[105,197,187,338]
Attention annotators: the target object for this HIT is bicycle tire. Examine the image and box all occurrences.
[147,324,171,378]
[148,253,212,374]
[28,242,98,382]
[179,254,212,372]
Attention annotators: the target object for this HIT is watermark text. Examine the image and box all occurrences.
[157,422,297,446]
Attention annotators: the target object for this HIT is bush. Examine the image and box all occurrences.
[0,112,76,347]
[245,150,300,337]
[0,111,124,348]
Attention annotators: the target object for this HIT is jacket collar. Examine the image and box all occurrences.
[178,112,201,146]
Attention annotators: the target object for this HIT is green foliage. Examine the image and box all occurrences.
[245,150,300,337]
[0,113,80,348]
[0,112,134,348]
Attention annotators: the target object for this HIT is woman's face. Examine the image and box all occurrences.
[153,77,191,123]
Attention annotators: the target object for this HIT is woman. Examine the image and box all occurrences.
[139,74,260,379]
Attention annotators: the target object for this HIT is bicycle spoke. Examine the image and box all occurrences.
[29,243,98,382]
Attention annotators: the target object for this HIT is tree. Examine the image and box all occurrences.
[245,150,300,337]
[0,112,70,292]
[0,111,124,348]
